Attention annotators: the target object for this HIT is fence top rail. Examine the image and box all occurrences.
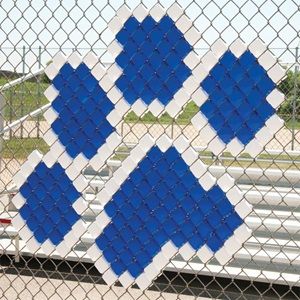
[0,68,44,92]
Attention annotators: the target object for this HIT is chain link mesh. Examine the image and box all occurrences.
[0,0,299,299]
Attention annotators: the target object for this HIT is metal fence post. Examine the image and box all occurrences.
[0,93,4,174]
[291,45,299,150]
[37,45,42,138]
[20,45,26,139]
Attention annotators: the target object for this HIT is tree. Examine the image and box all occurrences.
[277,70,300,115]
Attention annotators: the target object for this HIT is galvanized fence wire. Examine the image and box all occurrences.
[0,0,300,299]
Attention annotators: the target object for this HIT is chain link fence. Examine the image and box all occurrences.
[0,0,299,299]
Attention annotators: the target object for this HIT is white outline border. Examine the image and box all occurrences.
[11,150,87,257]
[106,3,202,119]
[87,133,252,290]
[190,38,286,157]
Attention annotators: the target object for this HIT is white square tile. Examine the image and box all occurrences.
[95,256,110,274]
[265,114,284,133]
[181,147,198,166]
[167,3,183,21]
[176,14,192,33]
[183,52,200,69]
[100,74,114,92]
[258,51,277,70]
[107,41,123,60]
[266,89,285,109]
[192,63,209,81]
[235,199,252,218]
[229,38,247,58]
[107,64,123,81]
[183,75,199,94]
[199,172,216,191]
[217,174,235,192]
[131,99,147,116]
[201,51,218,70]
[67,52,82,69]
[179,243,195,260]
[226,186,243,205]
[52,52,67,70]
[191,112,208,131]
[108,16,123,34]
[102,270,118,286]
[211,39,228,59]
[117,5,131,22]
[255,126,273,145]
[249,38,266,57]
[268,64,286,84]
[208,136,225,156]
[107,86,123,104]
[150,4,165,22]
[106,110,122,127]
[173,135,189,153]
[226,138,244,157]
[12,193,26,209]
[184,27,201,46]
[215,247,232,265]
[72,196,87,214]
[243,138,263,157]
[83,52,99,69]
[91,62,106,81]
[156,134,172,152]
[149,99,164,117]
[165,101,181,118]
[44,85,59,102]
[44,63,59,80]
[43,107,58,124]
[12,214,25,231]
[133,4,148,22]
[119,272,135,289]
[87,244,101,261]
[190,160,206,179]
[197,245,213,263]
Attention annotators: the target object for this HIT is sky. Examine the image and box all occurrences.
[0,0,299,73]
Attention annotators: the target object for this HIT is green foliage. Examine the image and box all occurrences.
[124,101,198,125]
[1,79,49,120]
[278,70,300,115]
[2,138,49,159]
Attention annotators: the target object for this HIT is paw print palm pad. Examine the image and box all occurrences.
[88,134,252,289]
[96,146,242,278]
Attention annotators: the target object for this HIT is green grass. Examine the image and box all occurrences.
[0,77,49,120]
[284,118,300,129]
[124,102,300,129]
[2,137,300,170]
[1,76,300,131]
[1,138,49,159]
[125,101,198,125]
